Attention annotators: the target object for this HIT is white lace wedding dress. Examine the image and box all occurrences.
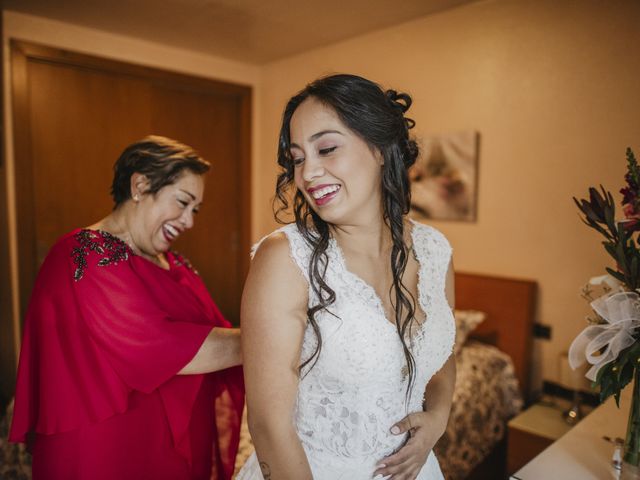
[237,221,455,480]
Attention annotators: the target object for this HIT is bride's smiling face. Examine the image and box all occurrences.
[290,97,384,225]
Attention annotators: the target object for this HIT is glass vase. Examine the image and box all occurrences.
[623,368,640,479]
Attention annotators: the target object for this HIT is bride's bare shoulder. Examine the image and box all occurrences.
[251,231,291,263]
[248,230,307,287]
[243,231,308,323]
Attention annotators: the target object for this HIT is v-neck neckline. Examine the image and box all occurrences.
[329,220,428,339]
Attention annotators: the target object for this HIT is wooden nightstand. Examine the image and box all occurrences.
[507,401,576,474]
[511,387,629,479]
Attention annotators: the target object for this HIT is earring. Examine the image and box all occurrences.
[133,194,139,202]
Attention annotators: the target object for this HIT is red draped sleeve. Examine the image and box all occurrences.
[10,229,244,478]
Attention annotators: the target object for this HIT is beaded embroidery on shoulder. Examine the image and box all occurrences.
[71,230,131,281]
[171,251,199,274]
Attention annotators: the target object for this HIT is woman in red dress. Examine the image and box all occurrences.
[9,136,244,480]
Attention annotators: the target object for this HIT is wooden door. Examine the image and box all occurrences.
[11,41,251,327]
[0,9,16,410]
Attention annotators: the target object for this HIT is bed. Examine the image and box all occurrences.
[234,271,537,479]
[435,272,537,480]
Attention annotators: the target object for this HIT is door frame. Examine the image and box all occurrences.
[0,10,16,411]
[10,39,252,327]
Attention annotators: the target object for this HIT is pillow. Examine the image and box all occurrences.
[454,309,487,354]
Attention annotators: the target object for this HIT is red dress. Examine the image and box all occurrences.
[9,229,244,480]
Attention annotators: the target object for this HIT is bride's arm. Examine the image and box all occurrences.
[242,234,313,479]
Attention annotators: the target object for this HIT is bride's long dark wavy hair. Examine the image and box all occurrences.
[274,74,420,394]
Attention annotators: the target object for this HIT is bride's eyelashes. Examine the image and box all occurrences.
[319,146,338,156]
[291,145,338,167]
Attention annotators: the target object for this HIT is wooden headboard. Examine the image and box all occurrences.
[455,272,537,401]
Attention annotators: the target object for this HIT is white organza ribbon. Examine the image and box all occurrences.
[589,274,623,291]
[569,292,640,381]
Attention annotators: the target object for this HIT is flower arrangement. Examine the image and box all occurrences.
[570,147,640,472]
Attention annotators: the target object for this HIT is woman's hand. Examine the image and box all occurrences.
[373,410,447,479]
[178,327,242,375]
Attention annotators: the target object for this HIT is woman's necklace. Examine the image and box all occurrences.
[121,232,169,270]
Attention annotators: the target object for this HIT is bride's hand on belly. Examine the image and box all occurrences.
[373,410,446,479]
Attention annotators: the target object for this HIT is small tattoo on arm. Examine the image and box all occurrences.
[259,461,272,480]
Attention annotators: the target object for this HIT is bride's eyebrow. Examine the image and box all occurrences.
[290,130,344,149]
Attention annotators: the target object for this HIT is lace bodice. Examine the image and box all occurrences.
[241,221,454,480]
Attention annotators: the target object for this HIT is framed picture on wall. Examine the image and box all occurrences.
[409,130,479,222]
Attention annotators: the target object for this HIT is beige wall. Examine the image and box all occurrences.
[2,11,262,356]
[258,0,640,391]
[4,1,640,392]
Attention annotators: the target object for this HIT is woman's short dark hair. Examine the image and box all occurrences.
[111,135,210,207]
[274,73,420,398]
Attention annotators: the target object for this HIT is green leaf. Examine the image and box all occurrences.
[605,188,620,241]
[573,191,615,240]
[595,362,619,404]
[581,200,606,225]
[606,267,626,283]
[591,187,607,214]
[605,204,618,238]
[617,241,629,272]
[584,219,614,239]
[604,185,616,207]
[596,362,614,385]
[632,255,640,290]
[619,223,630,243]
[618,360,634,391]
[604,241,617,258]
[601,384,614,404]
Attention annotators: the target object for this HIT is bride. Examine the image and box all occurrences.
[238,74,456,479]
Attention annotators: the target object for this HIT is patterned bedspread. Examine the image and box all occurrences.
[0,400,31,480]
[434,341,523,480]
[234,340,522,479]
